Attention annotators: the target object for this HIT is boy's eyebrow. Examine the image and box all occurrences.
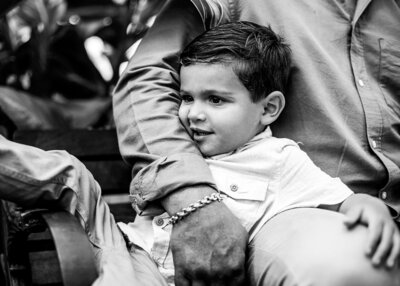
[180,88,233,95]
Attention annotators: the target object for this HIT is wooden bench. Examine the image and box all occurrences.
[0,129,134,286]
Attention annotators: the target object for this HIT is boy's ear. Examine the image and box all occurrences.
[260,91,285,126]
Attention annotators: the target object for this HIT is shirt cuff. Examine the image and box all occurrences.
[129,153,217,215]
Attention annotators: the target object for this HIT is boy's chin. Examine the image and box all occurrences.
[199,147,225,158]
[198,147,214,157]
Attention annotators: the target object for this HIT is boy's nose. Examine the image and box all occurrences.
[187,103,206,122]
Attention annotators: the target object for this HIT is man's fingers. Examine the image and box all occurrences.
[366,220,383,256]
[386,229,400,268]
[371,224,393,266]
[343,208,362,228]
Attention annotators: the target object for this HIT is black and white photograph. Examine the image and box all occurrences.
[0,1,399,285]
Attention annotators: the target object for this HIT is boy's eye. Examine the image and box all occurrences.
[181,94,193,103]
[209,96,223,104]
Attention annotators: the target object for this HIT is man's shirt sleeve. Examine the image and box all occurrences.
[130,153,218,215]
[112,0,232,214]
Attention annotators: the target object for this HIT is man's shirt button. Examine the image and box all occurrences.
[358,79,365,87]
[381,191,388,200]
[230,184,238,192]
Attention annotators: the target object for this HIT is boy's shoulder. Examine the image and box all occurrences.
[210,135,300,163]
[205,135,303,183]
[244,128,299,151]
[253,135,300,154]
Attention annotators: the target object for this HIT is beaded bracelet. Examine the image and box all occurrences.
[164,192,226,227]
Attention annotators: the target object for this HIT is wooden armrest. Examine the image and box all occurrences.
[1,205,98,286]
[34,211,98,286]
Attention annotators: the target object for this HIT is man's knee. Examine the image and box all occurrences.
[293,241,400,286]
[247,247,298,286]
[247,208,400,286]
[325,260,400,286]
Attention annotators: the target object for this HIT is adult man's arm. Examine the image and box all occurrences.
[113,0,247,284]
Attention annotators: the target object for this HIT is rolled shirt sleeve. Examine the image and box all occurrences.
[130,153,218,215]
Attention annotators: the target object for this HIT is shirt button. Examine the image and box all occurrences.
[381,191,388,200]
[371,140,377,149]
[230,184,238,192]
[358,79,365,87]
[155,218,164,226]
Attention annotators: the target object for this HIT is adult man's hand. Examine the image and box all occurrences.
[170,202,248,285]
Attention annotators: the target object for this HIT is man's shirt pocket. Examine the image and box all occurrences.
[378,38,400,115]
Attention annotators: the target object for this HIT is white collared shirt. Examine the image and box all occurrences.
[118,128,353,279]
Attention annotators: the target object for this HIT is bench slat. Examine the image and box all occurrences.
[83,160,131,194]
[13,130,122,159]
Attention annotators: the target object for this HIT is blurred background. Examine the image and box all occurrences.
[0,0,167,135]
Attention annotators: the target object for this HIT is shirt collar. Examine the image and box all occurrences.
[353,0,371,25]
[208,127,272,160]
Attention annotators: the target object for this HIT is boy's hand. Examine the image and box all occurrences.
[340,194,400,268]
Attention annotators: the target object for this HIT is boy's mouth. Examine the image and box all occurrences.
[195,131,211,136]
[191,127,213,138]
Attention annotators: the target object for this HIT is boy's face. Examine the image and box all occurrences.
[179,63,265,157]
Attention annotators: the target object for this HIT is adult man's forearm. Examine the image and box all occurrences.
[114,0,205,169]
[113,0,224,212]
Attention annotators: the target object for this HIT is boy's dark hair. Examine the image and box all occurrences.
[180,21,291,102]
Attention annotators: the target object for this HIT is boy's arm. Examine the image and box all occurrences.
[113,0,247,284]
[339,194,400,268]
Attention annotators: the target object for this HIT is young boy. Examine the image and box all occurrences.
[118,21,400,284]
